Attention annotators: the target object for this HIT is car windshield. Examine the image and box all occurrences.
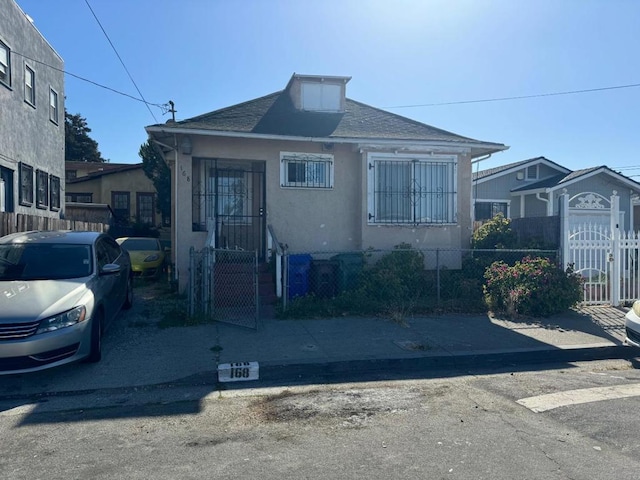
[119,238,159,251]
[0,243,93,281]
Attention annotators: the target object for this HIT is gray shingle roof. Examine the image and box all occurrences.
[472,156,569,180]
[509,165,640,193]
[66,163,142,184]
[151,91,505,148]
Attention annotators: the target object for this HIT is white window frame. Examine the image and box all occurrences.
[0,179,5,212]
[526,164,538,180]
[301,83,341,112]
[25,65,35,106]
[49,88,59,124]
[367,153,458,225]
[474,199,510,221]
[280,152,334,189]
[0,40,10,87]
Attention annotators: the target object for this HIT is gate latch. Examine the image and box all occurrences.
[608,253,614,262]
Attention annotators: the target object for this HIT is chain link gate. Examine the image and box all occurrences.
[189,247,259,329]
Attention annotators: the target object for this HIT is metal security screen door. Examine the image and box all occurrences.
[193,159,266,260]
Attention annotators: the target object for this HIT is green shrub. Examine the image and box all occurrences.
[483,256,583,318]
[360,244,428,305]
[472,214,517,249]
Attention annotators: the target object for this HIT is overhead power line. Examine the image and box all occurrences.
[383,83,640,109]
[12,50,169,114]
[84,0,158,123]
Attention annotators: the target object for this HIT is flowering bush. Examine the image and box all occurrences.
[483,256,583,318]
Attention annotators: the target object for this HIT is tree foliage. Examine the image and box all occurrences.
[64,110,107,162]
[139,140,171,221]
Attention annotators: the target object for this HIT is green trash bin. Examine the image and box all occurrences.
[331,253,364,293]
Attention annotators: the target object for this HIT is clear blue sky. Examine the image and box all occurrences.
[14,0,640,177]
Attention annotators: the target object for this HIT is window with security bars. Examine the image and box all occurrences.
[280,153,333,188]
[368,157,457,224]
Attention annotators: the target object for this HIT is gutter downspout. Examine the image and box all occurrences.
[536,191,553,216]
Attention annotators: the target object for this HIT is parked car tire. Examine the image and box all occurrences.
[85,311,103,363]
[123,276,134,310]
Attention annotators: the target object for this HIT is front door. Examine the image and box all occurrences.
[194,159,266,260]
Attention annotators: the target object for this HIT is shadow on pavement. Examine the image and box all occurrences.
[1,282,637,425]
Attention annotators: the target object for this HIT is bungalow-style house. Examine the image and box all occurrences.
[473,156,640,231]
[64,162,164,227]
[145,73,508,291]
[0,0,64,218]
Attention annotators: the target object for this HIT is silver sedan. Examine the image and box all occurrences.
[0,230,133,374]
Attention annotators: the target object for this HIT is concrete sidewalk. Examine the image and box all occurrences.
[214,305,635,384]
[0,290,637,402]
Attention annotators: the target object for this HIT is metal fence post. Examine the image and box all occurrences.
[436,248,441,304]
[283,250,289,311]
[188,246,194,316]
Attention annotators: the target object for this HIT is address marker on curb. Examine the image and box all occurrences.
[218,362,259,382]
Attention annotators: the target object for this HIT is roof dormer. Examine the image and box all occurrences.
[286,74,351,113]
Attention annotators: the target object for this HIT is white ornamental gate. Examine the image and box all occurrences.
[562,190,640,306]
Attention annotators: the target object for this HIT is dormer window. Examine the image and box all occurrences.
[287,74,351,113]
[302,82,341,112]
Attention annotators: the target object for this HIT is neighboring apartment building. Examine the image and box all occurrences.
[0,0,64,218]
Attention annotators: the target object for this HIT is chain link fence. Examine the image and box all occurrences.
[281,248,560,314]
[189,247,258,329]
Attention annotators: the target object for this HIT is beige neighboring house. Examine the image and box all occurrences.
[64,162,163,227]
[145,73,508,292]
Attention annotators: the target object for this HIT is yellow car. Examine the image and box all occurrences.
[116,237,166,279]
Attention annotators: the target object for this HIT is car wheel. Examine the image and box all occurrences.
[86,311,103,363]
[123,276,133,310]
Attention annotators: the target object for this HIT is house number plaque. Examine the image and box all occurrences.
[217,361,259,382]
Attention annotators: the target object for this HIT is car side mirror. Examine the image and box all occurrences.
[101,263,121,275]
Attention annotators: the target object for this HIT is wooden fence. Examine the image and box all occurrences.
[0,212,108,238]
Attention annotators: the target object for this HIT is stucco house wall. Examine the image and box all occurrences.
[65,165,162,226]
[0,0,64,218]
[148,74,507,292]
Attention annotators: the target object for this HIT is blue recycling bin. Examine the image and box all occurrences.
[288,254,312,299]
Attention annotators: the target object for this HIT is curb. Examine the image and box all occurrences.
[251,344,639,387]
[1,345,637,403]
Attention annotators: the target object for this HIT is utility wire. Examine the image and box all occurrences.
[10,48,640,122]
[84,0,159,123]
[12,50,169,113]
[383,83,640,109]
